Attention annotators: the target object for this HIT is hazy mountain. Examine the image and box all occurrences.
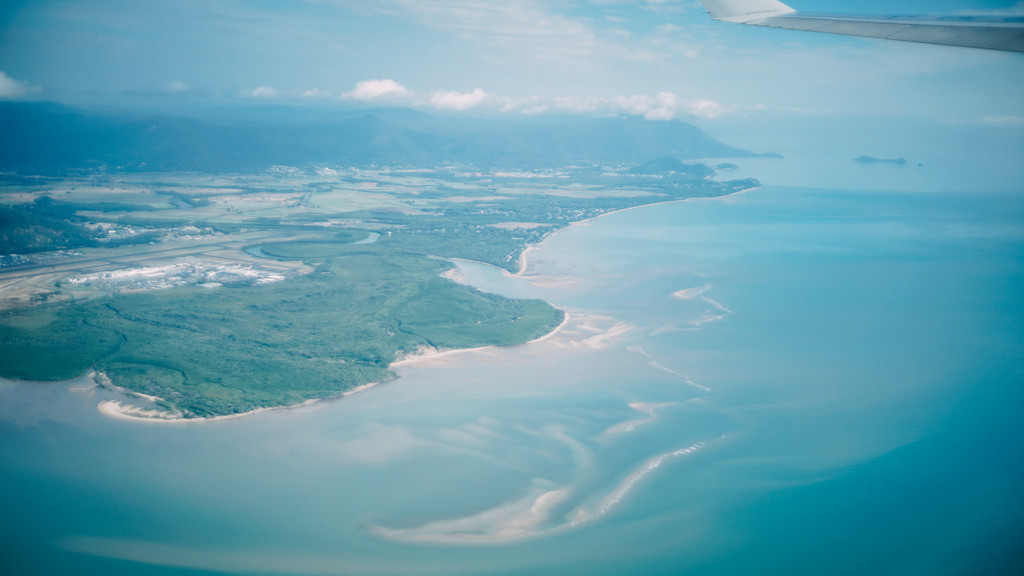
[0,101,761,173]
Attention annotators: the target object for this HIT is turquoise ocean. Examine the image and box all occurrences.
[2,123,1023,574]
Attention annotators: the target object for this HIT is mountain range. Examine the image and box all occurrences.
[0,101,765,173]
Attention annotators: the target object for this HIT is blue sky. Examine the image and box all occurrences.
[1,0,1022,124]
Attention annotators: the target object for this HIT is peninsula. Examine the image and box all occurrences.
[0,105,760,419]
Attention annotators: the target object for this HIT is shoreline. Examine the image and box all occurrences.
[95,186,756,423]
[390,309,572,370]
[96,310,572,423]
[516,186,759,274]
[97,383,381,424]
[95,370,382,424]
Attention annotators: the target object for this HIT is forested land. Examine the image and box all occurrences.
[0,255,562,417]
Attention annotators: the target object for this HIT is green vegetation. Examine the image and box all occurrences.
[0,304,123,380]
[1,197,98,254]
[317,174,753,272]
[1,196,164,254]
[0,164,757,418]
[0,255,562,417]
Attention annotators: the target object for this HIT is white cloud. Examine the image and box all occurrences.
[344,77,738,121]
[302,88,330,98]
[515,99,551,115]
[344,79,412,101]
[428,88,491,111]
[684,98,728,119]
[0,71,40,100]
[344,80,499,111]
[603,92,728,120]
[245,86,279,99]
[630,92,679,120]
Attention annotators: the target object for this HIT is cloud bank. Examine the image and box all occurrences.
[0,71,41,100]
[345,79,411,101]
[343,78,732,120]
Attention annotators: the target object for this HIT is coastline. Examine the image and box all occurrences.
[96,311,572,423]
[96,378,381,424]
[94,367,331,424]
[516,186,759,274]
[390,309,572,370]
[94,186,755,423]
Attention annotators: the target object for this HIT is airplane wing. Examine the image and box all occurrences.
[698,0,1024,52]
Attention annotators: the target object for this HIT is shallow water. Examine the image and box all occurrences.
[3,150,1024,574]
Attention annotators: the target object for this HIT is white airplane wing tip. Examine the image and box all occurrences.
[698,0,795,23]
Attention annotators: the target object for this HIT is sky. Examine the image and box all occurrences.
[1,0,1023,125]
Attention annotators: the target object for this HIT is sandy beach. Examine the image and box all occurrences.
[389,308,573,370]
[96,395,322,424]
[94,369,358,424]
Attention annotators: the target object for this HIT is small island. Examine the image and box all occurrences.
[854,155,907,165]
